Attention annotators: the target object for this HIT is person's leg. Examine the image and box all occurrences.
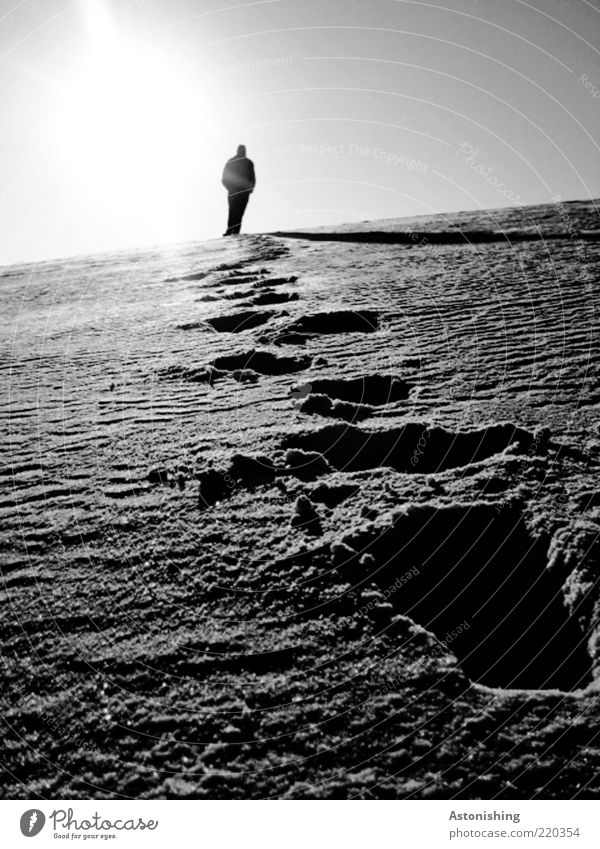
[224,192,250,236]
[231,193,250,234]
[240,193,250,231]
[225,195,237,235]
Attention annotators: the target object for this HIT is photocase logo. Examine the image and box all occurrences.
[20,810,46,837]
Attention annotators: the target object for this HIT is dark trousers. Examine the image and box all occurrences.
[226,191,250,235]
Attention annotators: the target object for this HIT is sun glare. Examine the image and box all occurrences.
[54,1,223,242]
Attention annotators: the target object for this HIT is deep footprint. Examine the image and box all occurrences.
[286,310,380,335]
[336,503,591,690]
[158,349,311,385]
[207,310,277,332]
[179,310,277,332]
[296,394,373,422]
[217,275,262,287]
[252,291,300,306]
[252,276,298,288]
[211,349,312,376]
[296,374,412,405]
[196,422,543,508]
[282,422,541,474]
[198,454,277,508]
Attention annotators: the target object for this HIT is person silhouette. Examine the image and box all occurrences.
[221,144,256,236]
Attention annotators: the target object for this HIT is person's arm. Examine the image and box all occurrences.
[221,162,230,189]
[249,161,256,192]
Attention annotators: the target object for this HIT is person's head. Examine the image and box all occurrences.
[236,144,246,157]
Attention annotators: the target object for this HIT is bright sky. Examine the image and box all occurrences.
[0,0,598,264]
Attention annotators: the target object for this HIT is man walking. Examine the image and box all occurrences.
[221,144,256,236]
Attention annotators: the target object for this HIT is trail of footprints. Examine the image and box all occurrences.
[156,259,552,505]
[166,262,397,410]
[150,258,594,690]
[155,257,549,510]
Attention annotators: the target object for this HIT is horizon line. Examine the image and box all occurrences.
[1,194,598,271]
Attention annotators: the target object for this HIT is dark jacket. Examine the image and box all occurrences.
[222,155,256,196]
